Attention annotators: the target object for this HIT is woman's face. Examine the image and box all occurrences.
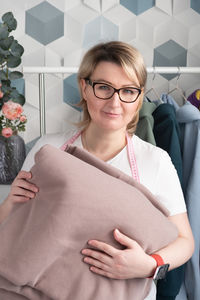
[80,61,143,133]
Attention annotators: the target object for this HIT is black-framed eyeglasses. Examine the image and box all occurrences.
[85,79,141,103]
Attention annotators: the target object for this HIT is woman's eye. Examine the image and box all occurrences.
[123,89,135,95]
[97,84,111,91]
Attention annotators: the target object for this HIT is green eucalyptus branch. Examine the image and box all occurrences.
[0,11,25,110]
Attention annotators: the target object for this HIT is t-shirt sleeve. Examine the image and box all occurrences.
[154,151,187,216]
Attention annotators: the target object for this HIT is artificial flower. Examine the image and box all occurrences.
[1,127,13,138]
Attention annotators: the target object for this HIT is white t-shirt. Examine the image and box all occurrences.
[22,129,186,300]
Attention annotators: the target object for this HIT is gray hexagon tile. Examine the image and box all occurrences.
[153,39,187,80]
[120,0,155,15]
[63,73,81,111]
[103,5,137,42]
[25,1,64,45]
[191,0,200,14]
[45,0,67,12]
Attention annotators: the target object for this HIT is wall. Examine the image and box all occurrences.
[0,0,200,145]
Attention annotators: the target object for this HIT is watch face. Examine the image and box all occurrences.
[153,264,170,280]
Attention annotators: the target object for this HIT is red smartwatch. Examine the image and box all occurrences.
[150,254,169,280]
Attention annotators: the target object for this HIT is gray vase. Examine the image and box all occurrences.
[0,134,26,184]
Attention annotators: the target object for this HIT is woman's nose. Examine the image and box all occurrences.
[108,91,121,106]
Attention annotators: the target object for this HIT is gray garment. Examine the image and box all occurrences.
[162,94,200,300]
[135,101,157,145]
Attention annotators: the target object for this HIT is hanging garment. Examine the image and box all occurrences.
[152,102,184,300]
[175,102,200,300]
[0,144,178,300]
[153,103,183,184]
[160,93,180,110]
[161,94,200,300]
[187,89,200,110]
[135,101,157,145]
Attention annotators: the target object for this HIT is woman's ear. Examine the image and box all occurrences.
[80,79,87,100]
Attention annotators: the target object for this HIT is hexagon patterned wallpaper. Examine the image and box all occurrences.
[0,0,200,146]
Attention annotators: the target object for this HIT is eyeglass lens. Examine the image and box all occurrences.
[94,83,140,102]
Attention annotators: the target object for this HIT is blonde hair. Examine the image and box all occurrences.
[77,41,147,135]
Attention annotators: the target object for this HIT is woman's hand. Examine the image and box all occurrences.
[7,170,38,203]
[0,170,38,223]
[81,229,156,279]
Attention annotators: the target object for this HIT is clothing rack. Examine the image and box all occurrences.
[22,66,200,136]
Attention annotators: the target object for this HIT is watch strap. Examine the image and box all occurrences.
[150,254,164,266]
[149,254,169,280]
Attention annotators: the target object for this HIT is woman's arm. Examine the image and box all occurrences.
[155,212,194,270]
[81,212,194,279]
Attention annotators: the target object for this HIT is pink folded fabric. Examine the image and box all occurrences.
[0,144,178,300]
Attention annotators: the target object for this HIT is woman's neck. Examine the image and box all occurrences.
[81,125,127,161]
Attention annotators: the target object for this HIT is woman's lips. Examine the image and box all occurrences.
[103,112,121,118]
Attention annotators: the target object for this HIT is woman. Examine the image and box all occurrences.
[0,41,194,299]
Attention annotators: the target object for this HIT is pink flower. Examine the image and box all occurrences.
[0,90,3,99]
[20,115,27,123]
[2,100,23,120]
[2,127,13,138]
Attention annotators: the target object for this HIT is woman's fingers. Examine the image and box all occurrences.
[82,248,113,266]
[14,178,38,193]
[12,186,36,201]
[86,239,118,257]
[89,266,116,279]
[83,256,110,271]
[17,170,32,180]
[11,194,30,203]
[8,170,39,204]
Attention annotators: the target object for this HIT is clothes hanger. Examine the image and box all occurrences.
[167,67,188,103]
[144,67,161,101]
